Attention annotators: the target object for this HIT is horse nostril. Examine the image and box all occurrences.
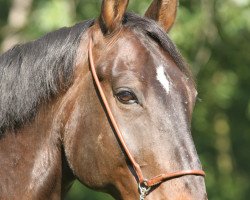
[184,182,191,191]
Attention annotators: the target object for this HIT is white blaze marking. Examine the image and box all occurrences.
[156,65,170,94]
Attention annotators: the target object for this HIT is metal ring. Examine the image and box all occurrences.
[139,183,151,200]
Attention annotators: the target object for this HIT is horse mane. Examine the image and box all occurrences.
[0,13,191,135]
[0,19,94,134]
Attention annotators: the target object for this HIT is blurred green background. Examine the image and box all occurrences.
[0,0,249,199]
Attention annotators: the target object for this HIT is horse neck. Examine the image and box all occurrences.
[0,96,75,199]
[0,29,91,199]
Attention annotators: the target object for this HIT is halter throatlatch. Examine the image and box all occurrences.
[88,38,205,199]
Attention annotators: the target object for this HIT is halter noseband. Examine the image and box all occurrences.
[88,38,205,199]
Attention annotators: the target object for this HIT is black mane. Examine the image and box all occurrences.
[0,19,94,134]
[0,13,190,135]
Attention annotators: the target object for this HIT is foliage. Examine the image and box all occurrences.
[1,0,250,199]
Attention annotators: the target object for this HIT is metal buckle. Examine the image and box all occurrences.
[139,182,151,200]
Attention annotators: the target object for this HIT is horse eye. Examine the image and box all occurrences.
[115,90,138,104]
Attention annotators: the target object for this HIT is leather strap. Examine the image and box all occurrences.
[144,170,205,187]
[88,38,205,188]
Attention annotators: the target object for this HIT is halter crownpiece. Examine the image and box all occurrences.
[88,38,205,199]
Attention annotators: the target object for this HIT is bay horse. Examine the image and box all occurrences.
[0,0,207,199]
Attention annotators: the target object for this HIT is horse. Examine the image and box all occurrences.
[0,0,207,199]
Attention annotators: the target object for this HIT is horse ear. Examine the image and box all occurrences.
[99,0,129,34]
[145,0,178,32]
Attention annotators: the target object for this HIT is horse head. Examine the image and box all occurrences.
[61,0,207,199]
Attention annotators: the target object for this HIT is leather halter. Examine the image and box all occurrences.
[88,38,205,198]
